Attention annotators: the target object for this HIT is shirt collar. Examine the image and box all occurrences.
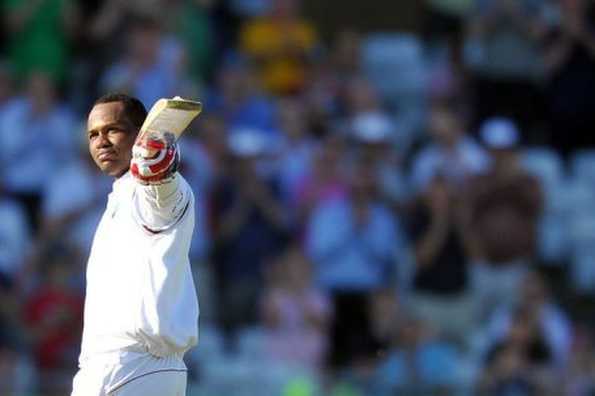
[112,170,132,191]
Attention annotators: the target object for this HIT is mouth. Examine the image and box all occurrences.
[97,151,117,162]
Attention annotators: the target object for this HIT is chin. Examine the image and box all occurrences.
[97,162,127,178]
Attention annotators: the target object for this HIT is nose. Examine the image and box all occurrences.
[95,131,112,148]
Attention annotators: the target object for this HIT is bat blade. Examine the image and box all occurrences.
[140,96,202,141]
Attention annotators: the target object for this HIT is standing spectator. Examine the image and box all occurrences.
[210,130,290,340]
[350,112,410,209]
[0,71,77,231]
[406,174,475,342]
[240,0,319,94]
[466,118,543,318]
[543,0,595,156]
[100,16,189,108]
[306,160,404,368]
[294,134,349,221]
[410,100,488,193]
[465,0,546,137]
[1,0,79,83]
[261,244,332,369]
[276,97,318,207]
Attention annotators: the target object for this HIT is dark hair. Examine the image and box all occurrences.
[93,93,147,129]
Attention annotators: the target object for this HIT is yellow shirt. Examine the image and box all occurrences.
[241,18,317,94]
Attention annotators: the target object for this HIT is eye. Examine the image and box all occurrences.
[88,131,98,140]
[108,128,124,135]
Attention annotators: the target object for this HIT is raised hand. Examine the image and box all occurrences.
[130,130,179,185]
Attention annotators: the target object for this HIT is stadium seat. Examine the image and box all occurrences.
[188,324,225,365]
[568,212,595,251]
[558,180,595,217]
[537,214,569,263]
[570,149,595,186]
[362,33,427,103]
[520,147,564,209]
[236,326,267,359]
[570,249,595,294]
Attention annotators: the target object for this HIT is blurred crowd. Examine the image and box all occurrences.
[1,0,595,395]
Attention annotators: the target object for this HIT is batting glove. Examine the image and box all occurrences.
[130,131,179,185]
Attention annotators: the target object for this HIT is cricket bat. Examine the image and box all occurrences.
[139,96,202,141]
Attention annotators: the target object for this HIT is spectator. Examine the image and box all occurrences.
[0,274,24,356]
[239,0,318,94]
[276,97,318,207]
[0,62,15,110]
[482,271,572,368]
[166,0,215,82]
[23,244,83,393]
[207,55,278,132]
[466,118,543,318]
[543,0,595,156]
[0,338,33,396]
[341,77,384,119]
[261,244,332,369]
[0,71,77,231]
[210,129,290,340]
[306,160,405,368]
[1,0,79,83]
[406,174,475,342]
[478,305,560,395]
[40,142,111,261]
[350,112,410,209]
[410,100,488,193]
[100,16,189,108]
[294,134,349,221]
[331,30,363,81]
[194,113,230,187]
[564,325,595,396]
[373,313,464,394]
[175,133,213,263]
[0,187,30,280]
[465,0,546,136]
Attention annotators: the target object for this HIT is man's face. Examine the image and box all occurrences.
[87,102,138,178]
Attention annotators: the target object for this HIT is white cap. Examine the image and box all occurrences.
[228,128,268,157]
[480,117,519,149]
[351,112,394,143]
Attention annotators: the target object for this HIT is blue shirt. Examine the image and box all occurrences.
[306,198,404,291]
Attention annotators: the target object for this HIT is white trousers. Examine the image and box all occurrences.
[71,351,187,396]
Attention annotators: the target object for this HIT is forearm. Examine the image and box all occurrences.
[415,220,449,267]
[134,176,190,231]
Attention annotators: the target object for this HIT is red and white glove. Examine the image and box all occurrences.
[130,131,179,185]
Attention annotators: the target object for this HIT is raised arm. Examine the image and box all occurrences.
[130,130,191,232]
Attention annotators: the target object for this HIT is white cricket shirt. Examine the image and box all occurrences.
[78,172,199,367]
